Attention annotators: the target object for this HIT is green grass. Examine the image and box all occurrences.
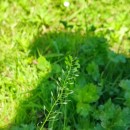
[0,0,130,130]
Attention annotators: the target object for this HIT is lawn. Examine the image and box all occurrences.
[0,0,130,130]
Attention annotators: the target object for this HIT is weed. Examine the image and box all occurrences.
[0,0,130,130]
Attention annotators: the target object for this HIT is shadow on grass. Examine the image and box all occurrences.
[5,31,130,130]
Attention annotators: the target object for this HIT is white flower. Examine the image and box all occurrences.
[64,1,70,7]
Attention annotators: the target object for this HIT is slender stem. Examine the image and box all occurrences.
[40,90,63,130]
[40,58,73,130]
[63,104,67,130]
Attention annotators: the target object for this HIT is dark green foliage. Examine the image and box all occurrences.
[10,31,130,130]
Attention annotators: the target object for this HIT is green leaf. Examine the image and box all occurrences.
[86,62,100,81]
[74,83,101,103]
[98,99,117,121]
[96,99,130,129]
[37,56,51,72]
[108,51,126,63]
[73,83,101,117]
[119,80,130,91]
[76,102,91,117]
[119,80,130,107]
